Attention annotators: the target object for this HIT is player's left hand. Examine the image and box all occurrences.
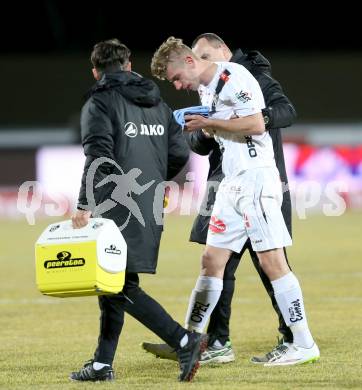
[72,210,92,229]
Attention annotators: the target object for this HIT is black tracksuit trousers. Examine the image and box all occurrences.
[94,273,185,365]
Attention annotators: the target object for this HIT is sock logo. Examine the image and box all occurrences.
[190,301,210,323]
[289,299,303,323]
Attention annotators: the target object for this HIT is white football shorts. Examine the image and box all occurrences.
[206,167,292,252]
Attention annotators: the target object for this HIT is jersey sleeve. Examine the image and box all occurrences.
[221,66,266,117]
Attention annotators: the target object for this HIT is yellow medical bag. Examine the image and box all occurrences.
[35,218,127,297]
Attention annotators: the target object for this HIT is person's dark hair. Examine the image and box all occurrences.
[191,33,225,48]
[91,38,131,74]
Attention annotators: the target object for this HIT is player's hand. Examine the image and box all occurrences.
[184,114,209,132]
[71,210,92,229]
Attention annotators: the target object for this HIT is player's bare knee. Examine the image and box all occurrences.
[201,250,216,269]
[257,248,290,279]
[201,247,230,277]
[201,252,219,276]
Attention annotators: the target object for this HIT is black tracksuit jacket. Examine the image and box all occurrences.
[78,71,189,273]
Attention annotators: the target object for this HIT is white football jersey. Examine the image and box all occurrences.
[199,62,276,177]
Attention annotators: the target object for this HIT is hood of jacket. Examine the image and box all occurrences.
[87,71,161,107]
[231,49,272,76]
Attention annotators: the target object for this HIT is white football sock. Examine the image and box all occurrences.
[93,362,110,370]
[271,272,314,348]
[185,276,223,332]
[179,333,189,348]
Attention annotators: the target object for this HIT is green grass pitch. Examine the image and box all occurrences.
[1,211,361,389]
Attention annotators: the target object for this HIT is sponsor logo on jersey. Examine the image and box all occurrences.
[244,136,257,158]
[44,251,85,269]
[289,299,303,323]
[124,122,165,137]
[49,224,60,232]
[231,186,242,192]
[235,90,252,103]
[220,71,230,82]
[92,222,104,229]
[242,213,251,228]
[209,216,226,233]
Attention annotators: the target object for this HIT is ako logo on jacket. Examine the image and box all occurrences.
[124,122,138,137]
[124,122,164,138]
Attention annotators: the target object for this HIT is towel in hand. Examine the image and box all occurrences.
[173,105,209,129]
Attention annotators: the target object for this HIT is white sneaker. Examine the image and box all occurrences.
[251,339,292,365]
[200,340,235,365]
[264,343,320,366]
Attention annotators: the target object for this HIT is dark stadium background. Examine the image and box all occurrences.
[1,2,361,125]
[1,1,361,189]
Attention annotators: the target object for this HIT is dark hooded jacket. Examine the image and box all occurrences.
[78,71,189,273]
[188,50,296,244]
